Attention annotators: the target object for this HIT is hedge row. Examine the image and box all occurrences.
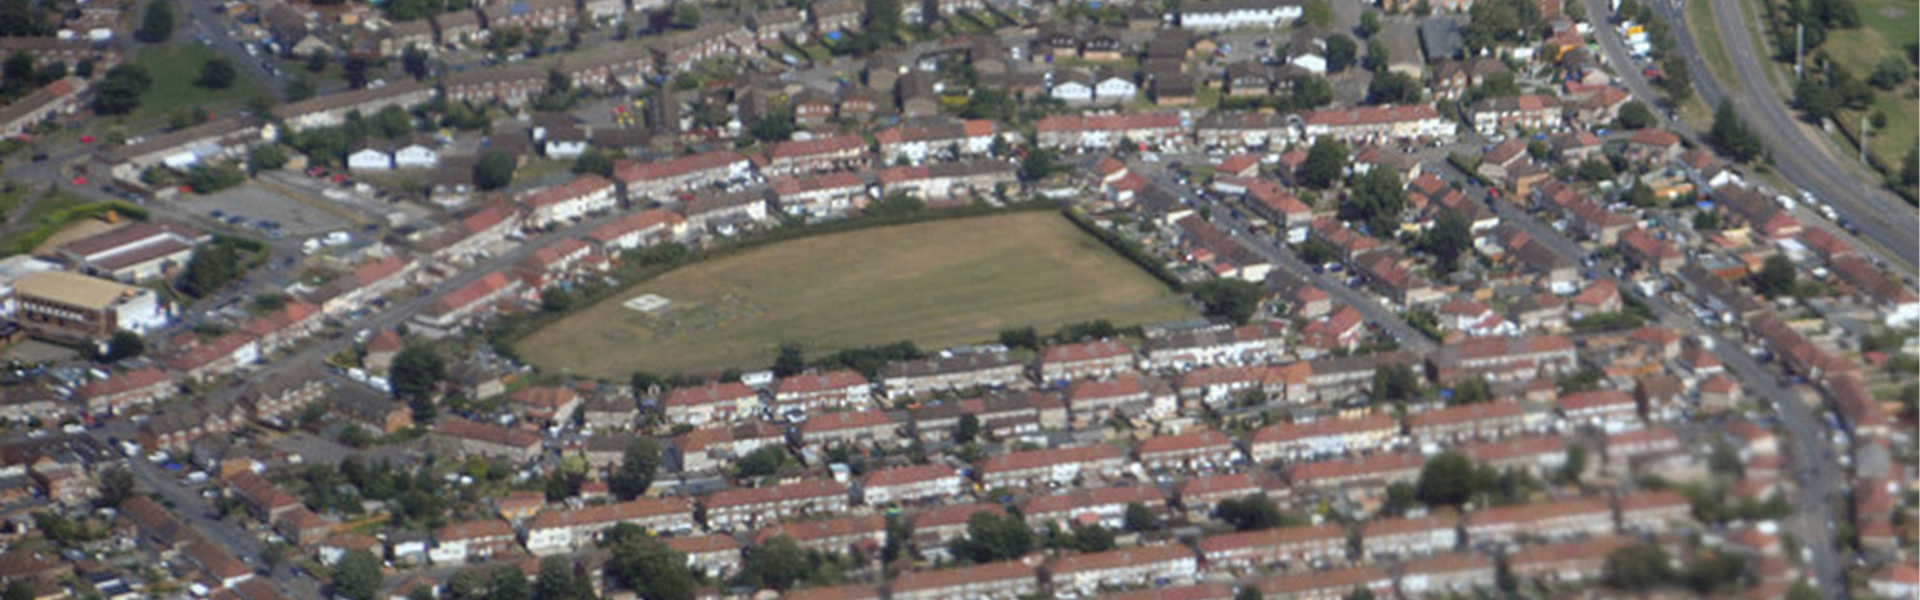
[1060,207,1186,292]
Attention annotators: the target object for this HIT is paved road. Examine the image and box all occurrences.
[168,0,288,91]
[1581,0,1916,277]
[122,448,326,598]
[1668,0,1918,272]
[1130,162,1439,355]
[1430,157,1849,598]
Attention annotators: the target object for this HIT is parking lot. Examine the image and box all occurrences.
[181,182,356,239]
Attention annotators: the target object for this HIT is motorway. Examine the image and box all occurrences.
[1428,158,1850,598]
[1128,161,1440,356]
[1585,0,1920,272]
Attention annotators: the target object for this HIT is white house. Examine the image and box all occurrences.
[1291,53,1327,74]
[1179,0,1303,30]
[394,142,438,169]
[1094,73,1139,104]
[347,146,393,172]
[1049,72,1095,104]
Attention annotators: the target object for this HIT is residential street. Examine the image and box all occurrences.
[1429,158,1850,599]
[1131,161,1440,356]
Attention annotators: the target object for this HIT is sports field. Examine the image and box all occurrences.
[516,212,1197,378]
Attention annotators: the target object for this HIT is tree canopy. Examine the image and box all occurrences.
[1192,279,1265,325]
[333,549,384,600]
[610,438,662,500]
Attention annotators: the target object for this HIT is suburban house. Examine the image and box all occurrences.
[661,382,760,426]
[860,464,964,505]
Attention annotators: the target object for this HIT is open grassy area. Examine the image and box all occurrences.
[516,211,1198,378]
[130,44,266,127]
[1819,0,1919,171]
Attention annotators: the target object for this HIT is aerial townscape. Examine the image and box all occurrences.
[0,0,1915,597]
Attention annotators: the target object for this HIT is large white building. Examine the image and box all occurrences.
[1179,0,1303,30]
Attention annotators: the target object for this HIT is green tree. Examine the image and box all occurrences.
[1753,254,1798,298]
[1324,34,1357,72]
[306,51,330,72]
[94,65,152,115]
[99,467,137,506]
[1066,523,1115,552]
[669,2,700,27]
[1417,210,1472,275]
[738,535,809,590]
[735,445,788,478]
[101,330,145,362]
[1710,101,1763,162]
[610,438,662,500]
[196,57,237,89]
[333,550,384,600]
[186,162,246,193]
[1625,179,1659,208]
[1576,158,1616,182]
[486,566,530,600]
[572,148,615,177]
[1018,145,1063,181]
[1794,78,1842,122]
[1364,39,1389,72]
[1449,375,1490,405]
[371,105,414,140]
[1692,210,1724,231]
[1602,542,1673,592]
[2,582,29,600]
[1560,444,1587,483]
[249,144,289,171]
[954,413,980,444]
[534,557,595,600]
[952,511,1033,563]
[180,240,240,297]
[1235,586,1261,600]
[772,343,805,377]
[1123,502,1155,532]
[1214,494,1283,531]
[343,56,372,89]
[1359,10,1381,36]
[1287,74,1334,110]
[1415,452,1476,507]
[997,327,1039,350]
[1659,54,1691,102]
[1299,137,1348,189]
[1613,101,1654,130]
[391,343,446,405]
[1371,364,1421,404]
[1366,71,1422,104]
[1343,168,1407,235]
[1192,279,1264,324]
[402,44,431,80]
[136,0,175,43]
[475,150,516,190]
[609,535,696,600]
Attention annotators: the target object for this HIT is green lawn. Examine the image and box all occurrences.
[129,44,266,127]
[1818,0,1919,170]
[516,211,1198,378]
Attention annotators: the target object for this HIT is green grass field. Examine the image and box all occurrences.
[1819,0,1919,170]
[130,44,266,127]
[516,212,1198,378]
